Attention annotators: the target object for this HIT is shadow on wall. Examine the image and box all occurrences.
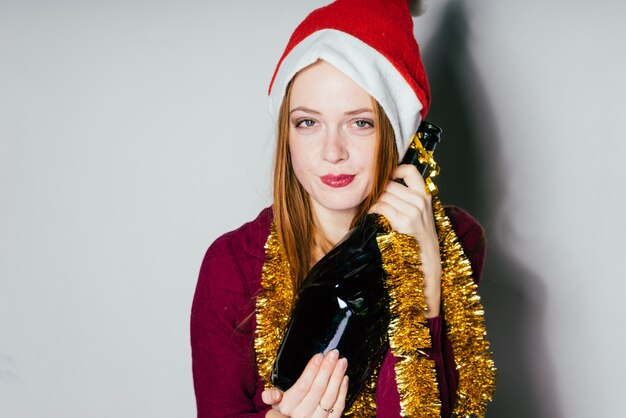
[421,1,561,417]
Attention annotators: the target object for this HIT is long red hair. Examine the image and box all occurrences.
[272,79,398,293]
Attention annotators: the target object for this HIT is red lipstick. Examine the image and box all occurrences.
[320,174,355,188]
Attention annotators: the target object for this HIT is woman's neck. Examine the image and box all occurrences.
[311,203,355,259]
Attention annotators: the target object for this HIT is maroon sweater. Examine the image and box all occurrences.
[191,207,485,417]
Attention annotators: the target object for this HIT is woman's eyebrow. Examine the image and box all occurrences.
[344,108,373,115]
[289,107,373,115]
[290,106,320,115]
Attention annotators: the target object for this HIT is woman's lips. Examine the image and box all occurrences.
[320,174,355,188]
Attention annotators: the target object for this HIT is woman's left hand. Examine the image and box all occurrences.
[368,164,442,317]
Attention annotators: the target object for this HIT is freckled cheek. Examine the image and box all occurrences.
[289,158,304,180]
[354,148,376,175]
[289,154,315,189]
[359,157,376,195]
[290,143,319,173]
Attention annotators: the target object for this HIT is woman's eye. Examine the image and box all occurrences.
[352,119,374,129]
[295,119,316,128]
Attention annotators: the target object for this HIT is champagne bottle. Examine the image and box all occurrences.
[271,121,442,408]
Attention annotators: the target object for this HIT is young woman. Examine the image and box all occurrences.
[191,1,494,417]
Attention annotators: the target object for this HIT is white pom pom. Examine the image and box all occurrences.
[409,0,428,16]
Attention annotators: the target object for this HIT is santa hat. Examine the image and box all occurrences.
[268,0,430,157]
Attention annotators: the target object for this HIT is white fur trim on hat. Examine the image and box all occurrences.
[268,29,423,158]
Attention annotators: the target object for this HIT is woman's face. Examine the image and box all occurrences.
[288,61,377,220]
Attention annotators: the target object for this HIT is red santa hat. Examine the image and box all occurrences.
[268,0,430,156]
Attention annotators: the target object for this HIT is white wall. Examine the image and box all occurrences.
[1,1,624,417]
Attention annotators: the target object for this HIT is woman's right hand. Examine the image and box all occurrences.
[262,350,349,418]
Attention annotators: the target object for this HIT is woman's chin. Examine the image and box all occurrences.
[313,197,364,215]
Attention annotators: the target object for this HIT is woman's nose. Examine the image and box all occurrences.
[321,130,348,163]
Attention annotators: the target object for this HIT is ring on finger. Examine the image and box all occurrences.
[319,403,334,414]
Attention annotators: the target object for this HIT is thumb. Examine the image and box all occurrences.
[261,387,283,405]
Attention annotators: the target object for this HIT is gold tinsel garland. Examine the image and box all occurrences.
[376,216,441,417]
[432,197,497,417]
[255,224,294,387]
[254,203,496,417]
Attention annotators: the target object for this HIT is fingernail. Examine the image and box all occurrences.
[314,353,323,365]
[338,357,347,370]
[328,349,339,363]
[272,389,280,401]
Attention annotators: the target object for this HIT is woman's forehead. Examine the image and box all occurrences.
[289,61,372,113]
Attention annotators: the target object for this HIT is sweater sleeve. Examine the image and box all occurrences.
[190,233,271,418]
